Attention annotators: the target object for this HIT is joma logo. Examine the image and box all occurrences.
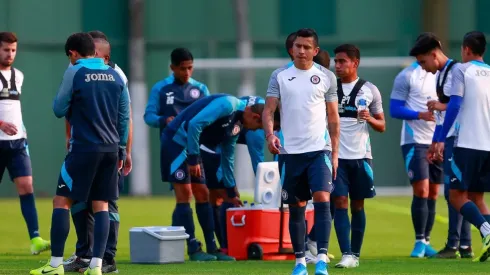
[85,73,116,82]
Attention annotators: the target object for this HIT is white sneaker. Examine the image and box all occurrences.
[305,250,318,264]
[335,254,359,268]
[63,253,77,265]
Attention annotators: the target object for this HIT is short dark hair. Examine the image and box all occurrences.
[0,32,18,44]
[463,31,486,56]
[295,28,319,47]
[170,48,193,66]
[409,32,441,56]
[250,103,280,124]
[334,44,361,61]
[88,30,108,41]
[285,32,296,58]
[64,32,96,57]
[313,49,331,68]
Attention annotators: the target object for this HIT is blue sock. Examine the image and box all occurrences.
[425,199,436,243]
[219,202,234,249]
[351,208,366,257]
[308,224,316,242]
[411,196,428,241]
[289,206,306,258]
[50,208,70,257]
[314,202,332,256]
[173,203,199,254]
[19,193,40,239]
[212,205,224,248]
[71,202,93,258]
[196,202,218,253]
[446,200,462,248]
[334,208,351,254]
[330,201,336,220]
[104,205,120,261]
[460,219,472,248]
[459,202,486,229]
[484,215,490,224]
[92,211,110,259]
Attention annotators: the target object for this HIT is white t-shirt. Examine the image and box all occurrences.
[266,63,337,154]
[339,79,383,159]
[390,62,437,145]
[0,68,26,140]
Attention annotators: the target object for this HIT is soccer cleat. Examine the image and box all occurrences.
[306,238,335,260]
[63,256,89,272]
[30,237,51,255]
[334,254,359,268]
[210,250,236,261]
[315,260,329,275]
[473,235,490,262]
[459,246,474,259]
[305,250,318,264]
[189,250,217,261]
[63,253,77,265]
[430,246,460,259]
[424,243,438,257]
[80,259,118,274]
[410,241,426,258]
[30,262,64,275]
[291,263,308,275]
[83,266,102,275]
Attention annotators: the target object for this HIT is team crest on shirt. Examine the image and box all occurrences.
[281,189,288,200]
[232,124,241,136]
[407,169,414,180]
[175,169,186,180]
[190,89,200,99]
[310,75,320,84]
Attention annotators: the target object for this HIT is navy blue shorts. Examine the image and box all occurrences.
[160,133,205,184]
[56,152,119,202]
[449,147,490,192]
[201,149,224,190]
[332,159,375,200]
[401,143,443,184]
[278,150,333,204]
[0,138,32,182]
[443,137,455,199]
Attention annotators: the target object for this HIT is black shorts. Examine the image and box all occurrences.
[0,139,32,182]
[401,143,443,184]
[56,152,119,202]
[332,159,376,200]
[201,148,224,190]
[449,147,490,192]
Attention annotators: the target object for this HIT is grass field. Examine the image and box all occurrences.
[1,196,490,274]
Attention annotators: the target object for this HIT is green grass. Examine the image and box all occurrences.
[1,196,490,274]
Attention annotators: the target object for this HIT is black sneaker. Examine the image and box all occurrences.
[430,246,460,259]
[63,256,90,272]
[459,246,474,259]
[101,259,119,273]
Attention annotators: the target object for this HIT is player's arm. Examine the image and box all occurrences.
[263,70,282,154]
[186,96,242,165]
[325,71,340,154]
[365,83,386,133]
[65,119,71,150]
[53,67,77,118]
[220,134,241,200]
[390,69,432,121]
[143,84,168,128]
[127,106,133,154]
[245,129,265,175]
[117,85,131,161]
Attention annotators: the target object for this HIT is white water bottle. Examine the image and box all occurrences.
[357,98,367,123]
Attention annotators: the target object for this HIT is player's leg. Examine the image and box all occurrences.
[425,161,443,256]
[402,144,430,257]
[63,200,92,271]
[459,219,473,258]
[448,148,490,262]
[7,139,49,254]
[209,189,224,247]
[102,198,120,273]
[308,150,335,275]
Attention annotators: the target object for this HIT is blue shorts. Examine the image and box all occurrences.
[56,152,119,202]
[401,143,443,184]
[0,138,32,182]
[443,137,455,199]
[449,147,490,192]
[332,159,375,200]
[201,149,224,189]
[278,150,333,204]
[160,133,205,184]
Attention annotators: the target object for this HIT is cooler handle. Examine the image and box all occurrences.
[230,214,246,227]
[142,228,190,241]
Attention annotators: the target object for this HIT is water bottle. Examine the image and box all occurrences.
[357,98,367,123]
[243,200,248,209]
[427,96,441,124]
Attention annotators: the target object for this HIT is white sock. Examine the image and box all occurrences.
[50,257,63,267]
[317,253,327,262]
[295,257,306,266]
[89,257,103,269]
[480,222,490,237]
[460,245,469,249]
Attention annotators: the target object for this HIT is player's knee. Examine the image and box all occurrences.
[350,200,364,213]
[428,184,440,199]
[209,189,223,206]
[312,191,330,203]
[14,176,33,195]
[290,201,307,208]
[448,189,466,211]
[52,195,72,209]
[191,183,209,203]
[173,183,192,203]
[334,196,348,209]
[412,180,429,198]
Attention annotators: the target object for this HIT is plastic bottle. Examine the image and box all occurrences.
[357,98,367,123]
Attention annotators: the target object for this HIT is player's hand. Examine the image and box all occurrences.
[123,153,132,176]
[267,135,281,155]
[427,100,446,112]
[426,142,442,164]
[358,110,371,122]
[166,116,175,124]
[434,142,445,162]
[118,160,124,171]
[189,164,201,178]
[229,196,243,207]
[331,151,339,180]
[418,111,435,122]
[0,121,17,136]
[65,138,70,151]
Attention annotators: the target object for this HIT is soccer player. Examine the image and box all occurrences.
[144,48,220,261]
[409,32,473,259]
[434,31,490,262]
[389,42,441,258]
[64,32,134,273]
[201,95,280,255]
[160,93,266,261]
[0,32,51,254]
[263,28,339,275]
[331,44,385,268]
[30,32,130,275]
